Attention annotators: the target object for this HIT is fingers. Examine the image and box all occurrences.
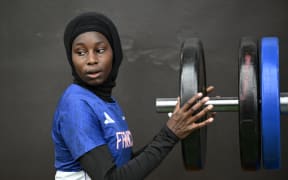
[187,96,210,115]
[166,98,215,140]
[173,97,180,113]
[182,85,215,112]
[208,111,217,119]
[188,116,214,130]
[182,93,203,111]
[186,105,215,131]
[206,86,214,94]
[188,104,214,122]
[166,86,216,139]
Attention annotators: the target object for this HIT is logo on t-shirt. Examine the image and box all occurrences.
[104,112,115,124]
[116,131,133,149]
[103,112,133,150]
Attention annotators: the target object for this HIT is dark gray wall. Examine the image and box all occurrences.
[1,0,288,179]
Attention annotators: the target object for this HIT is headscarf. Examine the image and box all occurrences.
[63,12,123,102]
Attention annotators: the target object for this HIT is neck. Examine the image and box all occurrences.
[73,78,115,102]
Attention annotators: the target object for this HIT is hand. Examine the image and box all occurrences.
[166,86,215,139]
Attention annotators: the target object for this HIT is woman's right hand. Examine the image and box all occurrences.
[166,86,215,139]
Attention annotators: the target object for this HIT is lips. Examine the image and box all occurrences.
[86,69,101,79]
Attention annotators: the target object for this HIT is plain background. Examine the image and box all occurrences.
[0,0,288,179]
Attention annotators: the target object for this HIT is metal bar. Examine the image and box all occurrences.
[156,92,288,114]
[280,92,288,114]
[156,97,239,113]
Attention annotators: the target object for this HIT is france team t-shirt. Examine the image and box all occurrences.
[52,84,133,171]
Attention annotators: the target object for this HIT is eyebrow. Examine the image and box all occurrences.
[73,41,106,47]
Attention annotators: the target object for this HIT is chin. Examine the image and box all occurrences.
[86,79,104,86]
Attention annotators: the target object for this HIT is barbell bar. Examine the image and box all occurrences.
[156,94,288,113]
[155,37,284,170]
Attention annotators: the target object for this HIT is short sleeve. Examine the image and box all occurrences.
[59,98,105,160]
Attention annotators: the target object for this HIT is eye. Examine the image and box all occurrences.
[76,49,87,56]
[96,48,105,54]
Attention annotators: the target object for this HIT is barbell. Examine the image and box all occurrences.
[155,37,287,170]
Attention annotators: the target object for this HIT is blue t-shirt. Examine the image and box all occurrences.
[51,84,133,171]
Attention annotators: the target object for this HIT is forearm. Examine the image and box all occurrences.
[112,125,179,179]
[80,125,179,180]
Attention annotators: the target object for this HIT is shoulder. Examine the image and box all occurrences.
[59,84,98,106]
[54,84,104,119]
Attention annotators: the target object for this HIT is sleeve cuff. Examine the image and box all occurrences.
[161,124,180,143]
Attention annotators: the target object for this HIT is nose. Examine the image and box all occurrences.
[87,51,98,65]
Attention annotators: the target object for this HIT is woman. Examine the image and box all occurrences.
[51,12,214,180]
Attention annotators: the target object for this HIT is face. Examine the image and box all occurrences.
[72,31,113,86]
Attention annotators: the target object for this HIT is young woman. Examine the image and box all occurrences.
[51,12,214,180]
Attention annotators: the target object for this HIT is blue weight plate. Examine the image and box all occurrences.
[261,37,281,169]
[180,38,207,170]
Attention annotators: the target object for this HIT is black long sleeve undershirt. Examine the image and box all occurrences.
[79,125,179,180]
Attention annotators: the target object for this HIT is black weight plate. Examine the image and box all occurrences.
[238,37,261,170]
[180,38,207,170]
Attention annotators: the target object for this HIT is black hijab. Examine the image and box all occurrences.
[63,12,123,102]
